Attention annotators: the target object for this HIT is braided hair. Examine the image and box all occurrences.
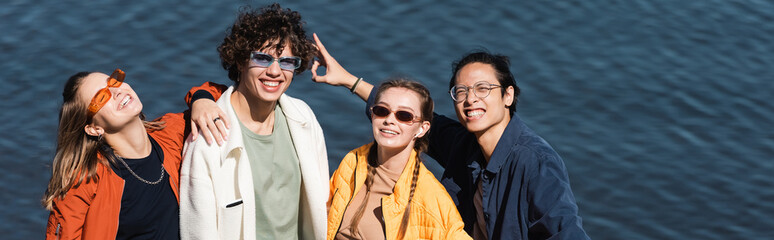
[348,78,433,239]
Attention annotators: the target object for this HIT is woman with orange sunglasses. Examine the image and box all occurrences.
[42,69,224,239]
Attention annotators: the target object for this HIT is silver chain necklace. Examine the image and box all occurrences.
[115,154,164,185]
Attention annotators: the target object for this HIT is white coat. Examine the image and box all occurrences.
[180,86,329,240]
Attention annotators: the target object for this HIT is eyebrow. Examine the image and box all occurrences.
[456,81,496,87]
[375,102,418,113]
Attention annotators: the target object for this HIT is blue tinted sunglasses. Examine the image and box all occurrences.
[249,51,302,71]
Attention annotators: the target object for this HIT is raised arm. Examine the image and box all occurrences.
[310,33,471,168]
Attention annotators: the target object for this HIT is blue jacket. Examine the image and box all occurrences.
[367,92,589,239]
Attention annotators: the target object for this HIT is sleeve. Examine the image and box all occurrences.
[425,113,470,168]
[419,176,472,240]
[311,111,330,194]
[328,151,356,217]
[327,167,340,211]
[364,87,376,121]
[526,153,590,240]
[179,137,220,240]
[45,182,97,240]
[184,82,228,107]
[439,194,473,240]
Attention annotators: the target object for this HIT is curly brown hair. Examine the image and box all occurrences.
[218,3,315,82]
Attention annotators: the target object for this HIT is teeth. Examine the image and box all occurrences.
[263,81,279,87]
[381,129,398,135]
[121,96,130,107]
[466,110,484,117]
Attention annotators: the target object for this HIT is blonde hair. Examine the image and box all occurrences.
[42,72,106,210]
[348,78,434,239]
[41,71,164,210]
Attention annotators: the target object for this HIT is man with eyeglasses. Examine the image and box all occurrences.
[312,35,589,239]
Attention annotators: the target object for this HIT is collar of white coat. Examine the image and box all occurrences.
[216,85,312,161]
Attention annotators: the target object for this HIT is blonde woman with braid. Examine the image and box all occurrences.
[327,79,471,240]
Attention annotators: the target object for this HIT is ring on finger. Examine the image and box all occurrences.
[213,117,221,122]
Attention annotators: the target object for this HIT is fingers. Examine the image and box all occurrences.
[192,114,218,146]
[311,59,319,78]
[311,33,357,87]
[311,59,324,82]
[313,33,330,58]
[218,110,230,129]
[191,99,230,146]
[193,114,229,146]
[197,117,215,145]
[190,119,199,141]
[205,117,224,146]
[311,33,340,85]
[313,34,335,67]
[215,111,229,143]
[215,120,228,144]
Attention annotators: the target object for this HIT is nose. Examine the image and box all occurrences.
[381,112,398,125]
[463,90,478,105]
[109,87,123,100]
[266,59,283,77]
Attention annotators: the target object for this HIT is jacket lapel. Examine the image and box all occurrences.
[279,94,327,239]
[215,86,256,239]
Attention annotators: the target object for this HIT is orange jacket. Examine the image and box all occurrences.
[327,143,472,240]
[45,112,187,240]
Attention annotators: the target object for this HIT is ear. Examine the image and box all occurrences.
[237,59,251,74]
[415,121,431,138]
[238,60,247,71]
[503,85,515,108]
[84,123,105,137]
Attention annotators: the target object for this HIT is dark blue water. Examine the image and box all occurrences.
[2,0,773,239]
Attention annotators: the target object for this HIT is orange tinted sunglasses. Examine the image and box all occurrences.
[87,69,125,117]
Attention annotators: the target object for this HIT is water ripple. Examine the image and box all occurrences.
[2,0,774,239]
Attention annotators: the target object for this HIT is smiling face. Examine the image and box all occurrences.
[78,72,142,132]
[237,43,296,103]
[372,87,431,151]
[453,62,514,135]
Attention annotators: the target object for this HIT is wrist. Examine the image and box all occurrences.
[344,75,358,88]
[349,77,363,94]
[190,90,215,106]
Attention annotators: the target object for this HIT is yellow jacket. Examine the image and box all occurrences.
[327,143,472,240]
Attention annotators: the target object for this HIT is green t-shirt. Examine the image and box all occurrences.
[236,103,301,240]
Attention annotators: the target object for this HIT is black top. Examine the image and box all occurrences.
[111,136,180,240]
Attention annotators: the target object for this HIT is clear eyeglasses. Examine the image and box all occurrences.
[449,81,502,102]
